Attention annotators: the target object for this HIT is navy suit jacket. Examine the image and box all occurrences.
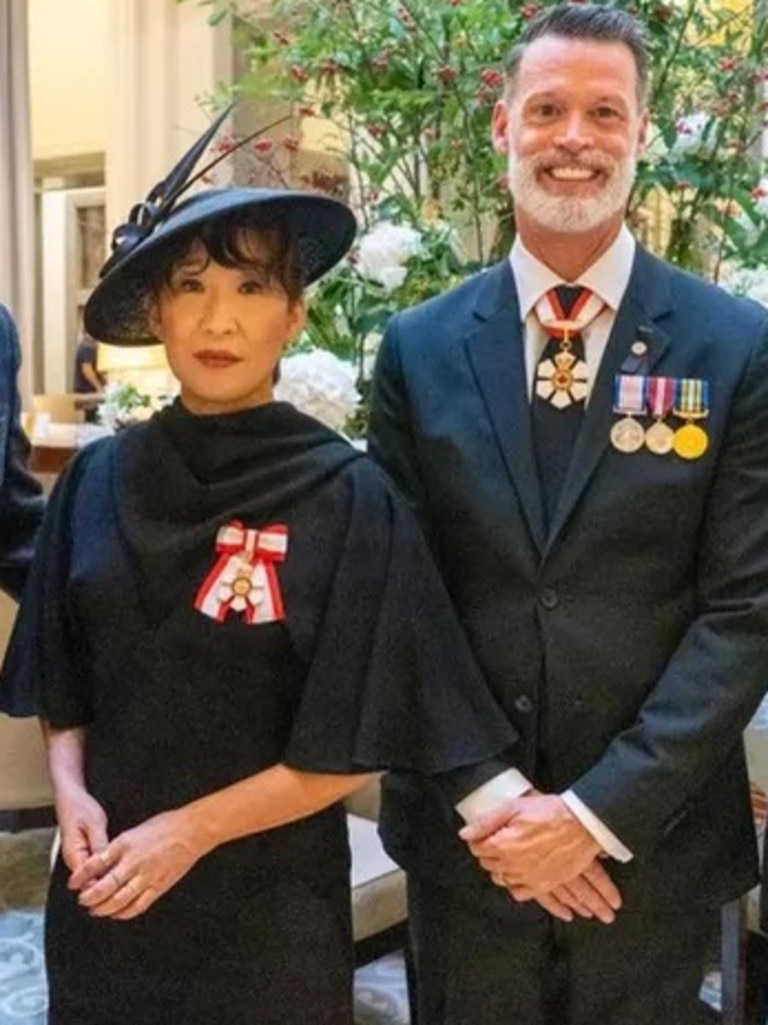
[369,244,768,911]
[0,306,43,600]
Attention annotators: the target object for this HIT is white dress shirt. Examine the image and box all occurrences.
[456,226,637,864]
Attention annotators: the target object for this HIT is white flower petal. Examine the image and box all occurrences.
[551,390,572,409]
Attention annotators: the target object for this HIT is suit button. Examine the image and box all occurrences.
[514,695,534,714]
[539,588,559,610]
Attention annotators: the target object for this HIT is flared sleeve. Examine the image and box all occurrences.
[283,460,517,774]
[0,445,100,726]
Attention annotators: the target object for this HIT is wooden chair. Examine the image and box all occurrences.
[0,590,55,831]
[31,393,85,424]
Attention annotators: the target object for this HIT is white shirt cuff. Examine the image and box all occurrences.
[455,769,532,823]
[561,789,633,863]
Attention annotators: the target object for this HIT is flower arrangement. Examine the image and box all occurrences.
[297,211,467,433]
[97,382,156,431]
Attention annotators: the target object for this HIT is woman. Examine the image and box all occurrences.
[0,118,514,1025]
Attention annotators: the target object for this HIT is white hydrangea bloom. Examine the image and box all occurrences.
[670,113,718,159]
[275,349,361,432]
[357,222,422,292]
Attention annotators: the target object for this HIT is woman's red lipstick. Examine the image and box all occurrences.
[194,349,242,368]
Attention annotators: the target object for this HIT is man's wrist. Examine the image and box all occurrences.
[561,790,633,863]
[456,768,533,823]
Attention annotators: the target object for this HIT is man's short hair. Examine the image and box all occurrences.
[503,3,651,106]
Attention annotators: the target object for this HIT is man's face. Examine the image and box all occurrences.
[492,35,648,236]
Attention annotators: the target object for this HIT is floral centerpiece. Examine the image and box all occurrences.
[97,382,157,431]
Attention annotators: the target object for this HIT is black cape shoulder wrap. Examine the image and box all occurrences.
[1,401,516,781]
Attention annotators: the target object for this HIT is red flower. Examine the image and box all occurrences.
[367,122,386,139]
[298,104,316,117]
[319,59,340,76]
[719,57,739,73]
[290,65,309,83]
[282,136,300,153]
[448,0,462,6]
[437,65,458,85]
[253,138,274,155]
[480,68,504,90]
[521,4,540,18]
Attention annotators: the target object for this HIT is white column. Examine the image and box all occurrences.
[0,0,35,401]
[105,0,233,237]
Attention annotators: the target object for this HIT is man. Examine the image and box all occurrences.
[0,305,44,598]
[368,5,768,1024]
[72,328,106,394]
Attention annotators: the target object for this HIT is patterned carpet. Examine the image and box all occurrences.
[0,828,409,1025]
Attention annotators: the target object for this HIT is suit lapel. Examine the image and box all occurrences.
[464,262,547,553]
[544,246,673,553]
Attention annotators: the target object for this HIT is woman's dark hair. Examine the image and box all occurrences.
[503,4,650,107]
[140,209,306,307]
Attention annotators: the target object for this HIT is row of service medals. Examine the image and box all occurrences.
[610,375,710,460]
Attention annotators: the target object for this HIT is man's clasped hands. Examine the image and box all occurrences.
[460,790,622,924]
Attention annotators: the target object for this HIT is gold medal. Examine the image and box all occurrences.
[672,379,710,460]
[610,416,645,453]
[673,422,709,460]
[645,421,675,455]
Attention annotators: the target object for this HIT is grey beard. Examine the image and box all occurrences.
[508,157,636,234]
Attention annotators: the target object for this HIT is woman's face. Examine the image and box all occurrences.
[149,232,306,416]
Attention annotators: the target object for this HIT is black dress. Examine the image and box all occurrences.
[0,401,514,1025]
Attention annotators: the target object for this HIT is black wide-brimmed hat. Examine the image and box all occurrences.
[84,107,357,346]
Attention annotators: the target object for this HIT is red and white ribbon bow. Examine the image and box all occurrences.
[194,520,288,624]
